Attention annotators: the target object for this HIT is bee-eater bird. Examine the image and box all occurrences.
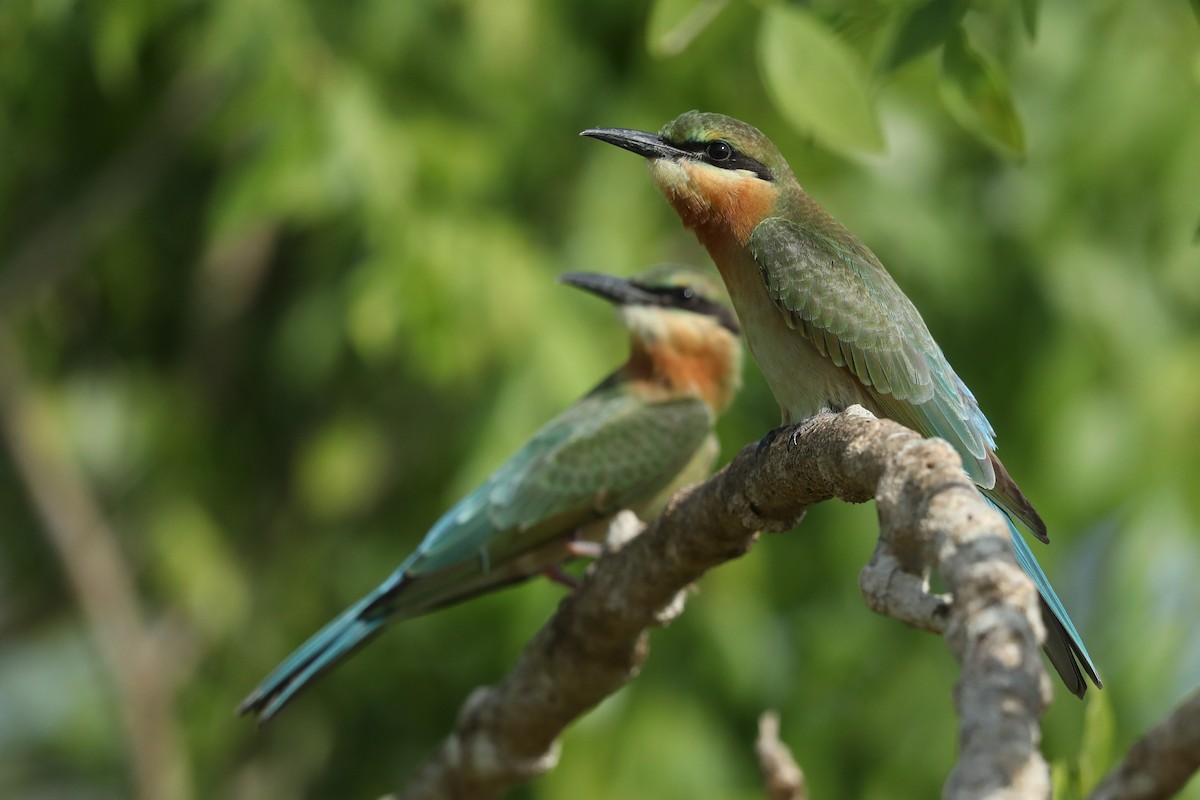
[581,111,1100,697]
[239,266,743,722]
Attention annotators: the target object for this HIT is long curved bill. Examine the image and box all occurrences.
[579,127,688,161]
[558,272,659,306]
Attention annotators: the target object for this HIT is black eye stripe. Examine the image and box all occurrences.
[672,139,773,181]
[628,283,742,335]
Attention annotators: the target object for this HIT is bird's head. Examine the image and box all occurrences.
[582,111,790,243]
[559,266,743,412]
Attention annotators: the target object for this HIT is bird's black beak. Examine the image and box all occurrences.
[580,127,688,161]
[558,272,658,307]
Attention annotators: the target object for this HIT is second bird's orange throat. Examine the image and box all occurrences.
[621,307,742,414]
[650,160,779,246]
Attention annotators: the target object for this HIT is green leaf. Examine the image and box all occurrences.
[1050,759,1080,800]
[1018,0,1040,39]
[880,0,967,74]
[939,27,1025,157]
[296,415,391,520]
[93,1,153,91]
[758,5,884,154]
[646,0,730,57]
[150,499,249,637]
[1079,689,1116,794]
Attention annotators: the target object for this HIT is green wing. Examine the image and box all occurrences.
[237,385,715,719]
[748,215,996,486]
[406,383,714,580]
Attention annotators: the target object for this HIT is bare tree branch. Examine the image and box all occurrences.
[0,69,219,800]
[1088,688,1200,800]
[390,407,1054,800]
[756,711,806,800]
[0,331,192,800]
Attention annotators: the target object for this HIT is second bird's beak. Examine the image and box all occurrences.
[558,272,658,307]
[579,127,687,161]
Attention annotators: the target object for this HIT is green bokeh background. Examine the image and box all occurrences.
[1,1,1198,798]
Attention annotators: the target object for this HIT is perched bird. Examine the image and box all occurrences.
[239,266,743,722]
[582,111,1100,697]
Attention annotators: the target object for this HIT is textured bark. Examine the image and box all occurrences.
[392,408,1055,800]
[1088,689,1200,800]
[756,711,807,800]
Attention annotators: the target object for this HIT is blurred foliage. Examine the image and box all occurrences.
[1,0,1198,798]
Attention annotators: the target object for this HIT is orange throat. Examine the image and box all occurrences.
[653,160,779,247]
[623,318,741,414]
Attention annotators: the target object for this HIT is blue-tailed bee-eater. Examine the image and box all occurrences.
[239,266,743,722]
[582,111,1100,697]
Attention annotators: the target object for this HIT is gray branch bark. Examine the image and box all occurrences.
[390,407,1057,800]
[1088,688,1200,800]
[756,711,807,800]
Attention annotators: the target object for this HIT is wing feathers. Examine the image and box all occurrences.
[410,390,712,577]
[746,212,1093,695]
[750,215,997,480]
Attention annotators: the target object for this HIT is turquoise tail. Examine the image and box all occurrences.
[983,495,1102,697]
[238,579,401,723]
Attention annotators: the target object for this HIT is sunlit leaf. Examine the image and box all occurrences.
[939,27,1025,156]
[94,6,139,91]
[296,415,391,520]
[1079,689,1116,794]
[272,288,345,390]
[758,5,884,154]
[829,3,893,61]
[646,0,730,57]
[1050,759,1079,800]
[1019,0,1040,39]
[879,0,967,73]
[91,0,170,91]
[150,499,249,637]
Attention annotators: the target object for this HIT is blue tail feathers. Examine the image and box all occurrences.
[983,495,1102,696]
[238,584,395,723]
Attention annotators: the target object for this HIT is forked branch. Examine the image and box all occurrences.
[392,408,1055,799]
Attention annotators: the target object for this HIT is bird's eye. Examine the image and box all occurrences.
[669,286,697,304]
[705,141,733,161]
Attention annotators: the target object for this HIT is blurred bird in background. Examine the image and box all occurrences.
[240,266,743,722]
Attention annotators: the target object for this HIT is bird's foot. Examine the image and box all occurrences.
[564,540,603,559]
[788,424,809,447]
[755,424,790,457]
[542,563,580,590]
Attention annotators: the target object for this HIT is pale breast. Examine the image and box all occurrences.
[711,246,874,425]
